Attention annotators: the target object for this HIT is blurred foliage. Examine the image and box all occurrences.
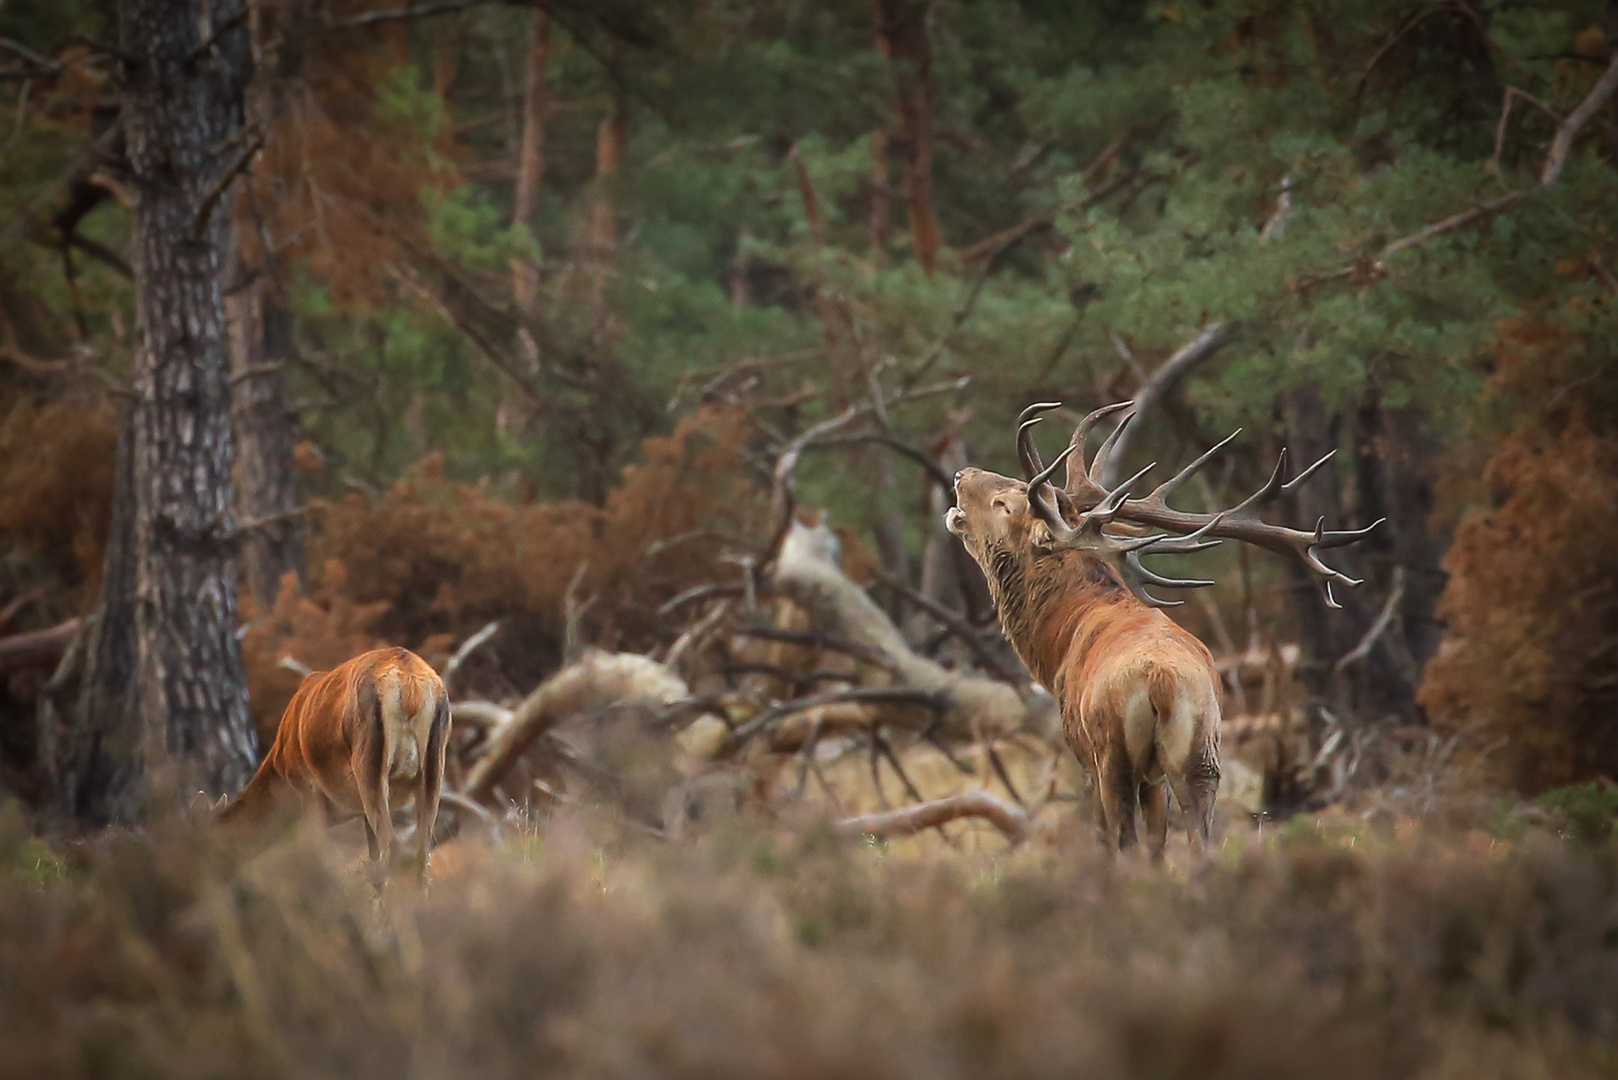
[1,0,1616,775]
[240,405,760,722]
[1421,317,1618,792]
[0,804,1616,1077]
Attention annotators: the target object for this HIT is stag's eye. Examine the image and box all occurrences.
[991,496,1010,514]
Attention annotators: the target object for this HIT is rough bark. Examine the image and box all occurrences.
[226,3,305,612]
[868,128,892,258]
[227,275,305,609]
[68,0,260,823]
[58,425,140,821]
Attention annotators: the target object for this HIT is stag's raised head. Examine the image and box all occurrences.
[945,466,1038,558]
[946,463,1128,611]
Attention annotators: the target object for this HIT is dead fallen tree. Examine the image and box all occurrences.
[834,789,1029,844]
[462,649,693,803]
[753,518,1057,747]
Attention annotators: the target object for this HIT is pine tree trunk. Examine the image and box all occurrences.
[67,0,259,822]
[876,0,942,275]
[513,8,551,315]
[583,104,626,313]
[57,425,140,821]
[227,274,305,610]
[1283,386,1445,730]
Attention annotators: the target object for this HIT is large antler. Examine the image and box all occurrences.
[1017,401,1382,608]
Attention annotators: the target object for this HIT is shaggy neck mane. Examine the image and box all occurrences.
[986,543,1131,684]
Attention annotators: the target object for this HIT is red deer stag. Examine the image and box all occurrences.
[221,647,451,873]
[945,402,1377,858]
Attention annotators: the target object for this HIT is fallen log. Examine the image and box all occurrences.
[462,649,692,803]
[765,520,1057,743]
[834,789,1030,844]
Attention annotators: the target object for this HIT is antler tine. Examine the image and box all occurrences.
[1135,512,1225,555]
[1080,461,1155,526]
[1018,401,1064,425]
[1087,411,1136,484]
[1103,431,1380,603]
[1111,530,1174,554]
[1231,447,1290,515]
[1064,400,1134,497]
[1315,517,1385,551]
[1026,443,1077,540]
[1146,428,1242,503]
[1125,551,1215,590]
[1016,402,1062,478]
[1118,560,1193,607]
[1282,448,1335,494]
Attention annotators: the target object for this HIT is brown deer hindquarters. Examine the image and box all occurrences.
[220,648,451,871]
[1060,644,1221,857]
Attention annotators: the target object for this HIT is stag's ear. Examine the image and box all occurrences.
[1029,518,1057,550]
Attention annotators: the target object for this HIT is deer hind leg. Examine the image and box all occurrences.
[1167,748,1220,858]
[352,682,395,868]
[415,695,451,879]
[1097,750,1139,854]
[1139,780,1168,864]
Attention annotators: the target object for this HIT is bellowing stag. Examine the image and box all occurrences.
[945,402,1377,858]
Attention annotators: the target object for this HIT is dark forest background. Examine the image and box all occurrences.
[2,0,1617,821]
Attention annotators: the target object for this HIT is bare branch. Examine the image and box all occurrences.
[277,654,313,679]
[870,569,1027,689]
[1097,321,1234,489]
[1374,49,1618,268]
[442,620,501,694]
[1541,50,1618,186]
[464,652,691,803]
[803,433,955,491]
[0,618,80,675]
[1377,191,1526,262]
[834,789,1029,845]
[1334,567,1407,675]
[448,699,513,729]
[717,687,946,756]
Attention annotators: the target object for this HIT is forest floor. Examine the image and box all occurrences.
[2,769,1616,1080]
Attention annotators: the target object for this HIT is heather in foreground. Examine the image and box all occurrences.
[1,808,1614,1080]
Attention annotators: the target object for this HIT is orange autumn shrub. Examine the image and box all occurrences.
[0,394,117,591]
[1419,321,1618,790]
[308,406,761,691]
[239,561,391,748]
